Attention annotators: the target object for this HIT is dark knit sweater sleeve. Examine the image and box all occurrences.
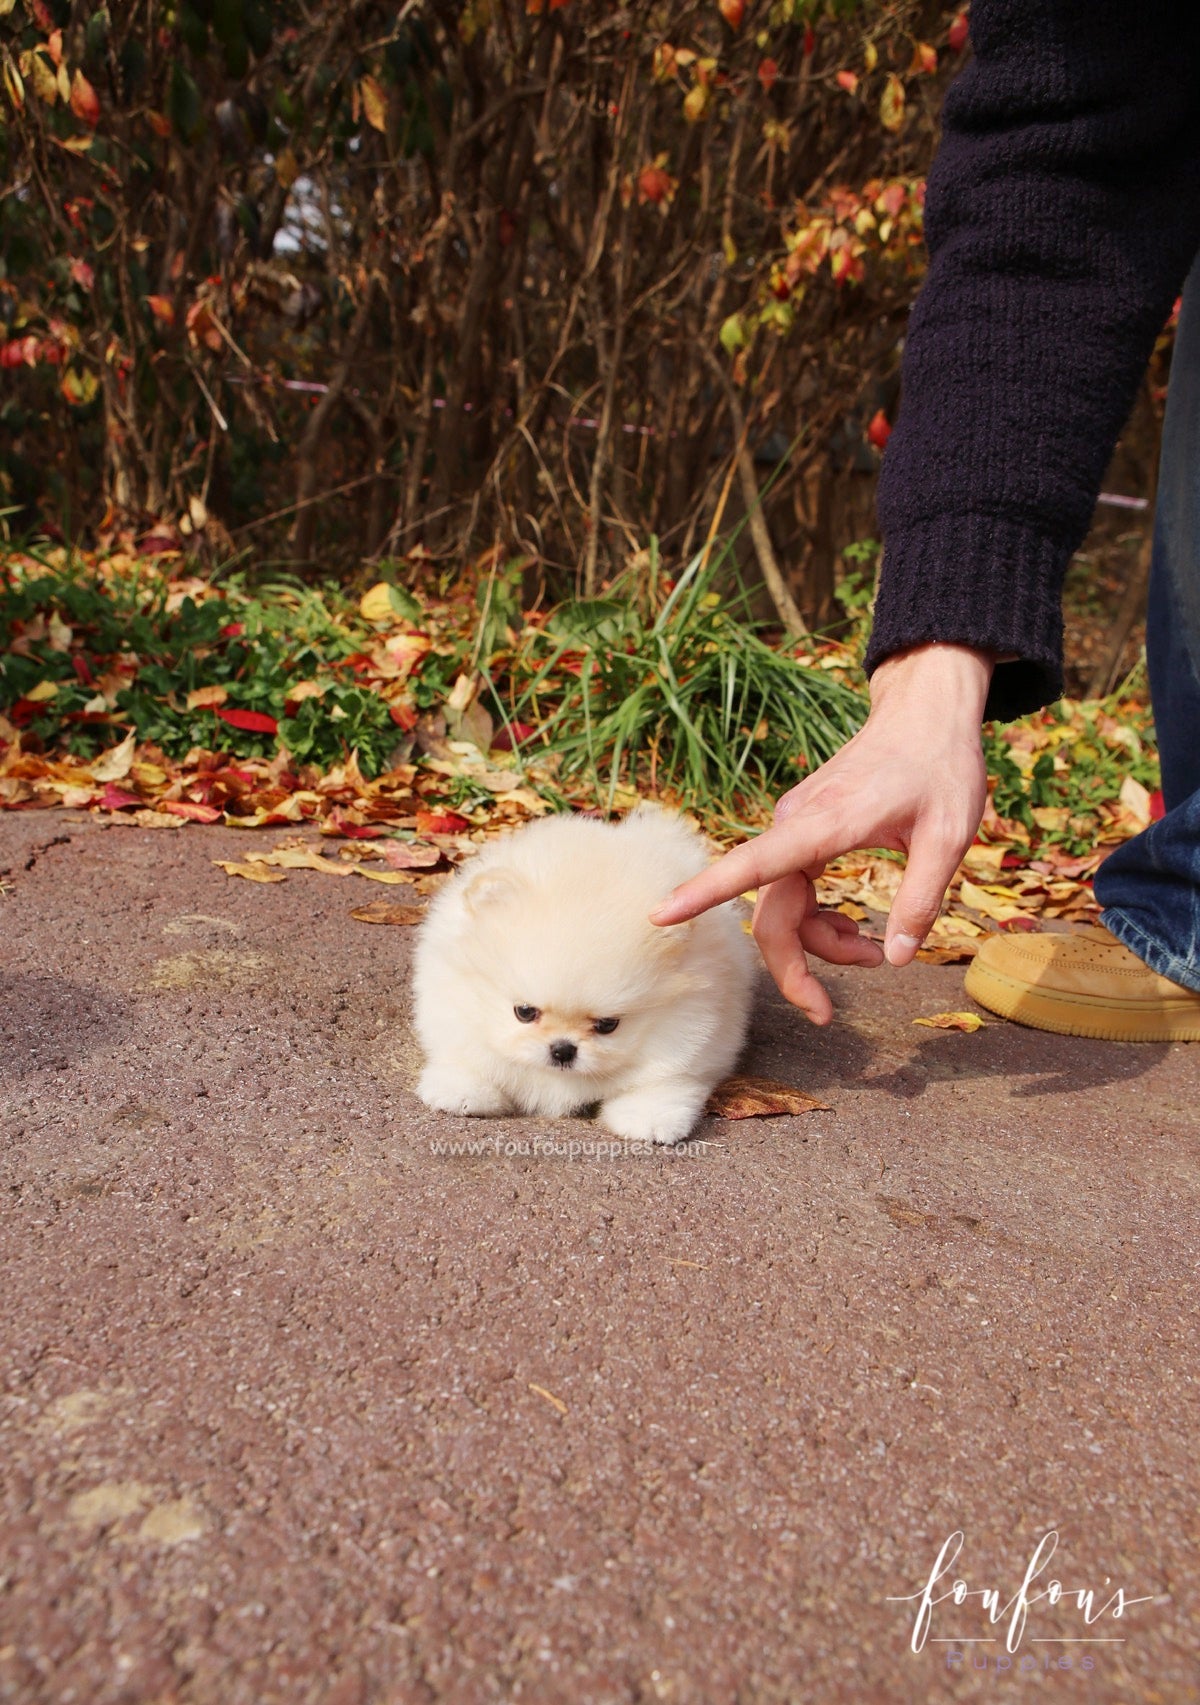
[866,0,1200,721]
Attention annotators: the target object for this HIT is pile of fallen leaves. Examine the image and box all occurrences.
[0,543,1163,954]
[0,542,551,839]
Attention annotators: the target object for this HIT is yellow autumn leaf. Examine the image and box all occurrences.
[958,877,1031,923]
[284,679,327,706]
[3,54,25,112]
[359,581,404,624]
[913,1011,985,1032]
[24,679,60,703]
[360,74,387,133]
[186,684,229,710]
[27,49,58,105]
[215,861,289,884]
[89,729,137,782]
[960,843,1006,878]
[683,82,709,123]
[880,73,905,132]
[242,848,415,885]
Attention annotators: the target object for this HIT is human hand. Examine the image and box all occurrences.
[649,643,994,1023]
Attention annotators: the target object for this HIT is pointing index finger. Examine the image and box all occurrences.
[649,819,831,925]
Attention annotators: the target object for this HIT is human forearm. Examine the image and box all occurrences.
[869,0,1200,720]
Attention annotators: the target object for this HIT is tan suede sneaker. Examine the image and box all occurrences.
[963,925,1200,1042]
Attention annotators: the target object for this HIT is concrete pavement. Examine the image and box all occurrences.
[1,811,1197,1704]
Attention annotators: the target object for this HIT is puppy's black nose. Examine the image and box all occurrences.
[549,1039,577,1068]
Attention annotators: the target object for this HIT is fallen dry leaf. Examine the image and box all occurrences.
[349,900,424,925]
[214,860,288,883]
[706,1076,831,1119]
[1118,774,1152,831]
[185,684,228,710]
[88,729,136,782]
[913,1011,986,1032]
[957,877,1036,925]
[914,940,982,964]
[242,846,415,883]
[961,843,1007,877]
[379,840,443,870]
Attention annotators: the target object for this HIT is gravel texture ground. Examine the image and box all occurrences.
[1,812,1196,1705]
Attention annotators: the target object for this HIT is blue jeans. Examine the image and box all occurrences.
[1094,266,1200,993]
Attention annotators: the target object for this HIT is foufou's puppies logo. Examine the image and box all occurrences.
[887,1530,1153,1655]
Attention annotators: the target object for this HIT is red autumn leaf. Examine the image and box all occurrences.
[416,808,469,835]
[636,163,674,206]
[70,71,101,127]
[161,800,223,823]
[99,784,143,811]
[492,720,536,751]
[388,701,418,729]
[1150,789,1165,821]
[1,335,40,369]
[72,652,95,686]
[325,808,384,839]
[69,258,95,292]
[213,707,279,734]
[147,295,175,326]
[718,0,744,29]
[948,10,969,52]
[185,300,223,353]
[220,622,244,637]
[836,69,858,95]
[757,57,778,95]
[137,527,180,556]
[866,409,892,450]
[803,23,815,54]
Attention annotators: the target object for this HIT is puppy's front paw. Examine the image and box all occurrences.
[417,1062,510,1117]
[599,1081,707,1147]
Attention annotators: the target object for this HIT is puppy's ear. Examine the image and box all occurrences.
[463,867,526,915]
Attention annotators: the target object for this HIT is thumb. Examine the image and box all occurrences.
[884,822,967,967]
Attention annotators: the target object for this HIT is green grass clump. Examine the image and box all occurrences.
[486,540,868,829]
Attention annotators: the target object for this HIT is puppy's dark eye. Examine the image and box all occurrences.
[514,1004,540,1024]
[592,1017,620,1035]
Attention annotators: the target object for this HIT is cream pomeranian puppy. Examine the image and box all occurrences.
[413,808,755,1145]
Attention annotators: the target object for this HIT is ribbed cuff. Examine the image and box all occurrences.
[864,512,1068,722]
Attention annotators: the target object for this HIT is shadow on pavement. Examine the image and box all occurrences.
[0,972,132,1080]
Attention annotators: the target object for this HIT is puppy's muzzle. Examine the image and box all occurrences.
[549,1039,577,1069]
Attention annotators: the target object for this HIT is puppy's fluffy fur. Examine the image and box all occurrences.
[413,808,755,1145]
